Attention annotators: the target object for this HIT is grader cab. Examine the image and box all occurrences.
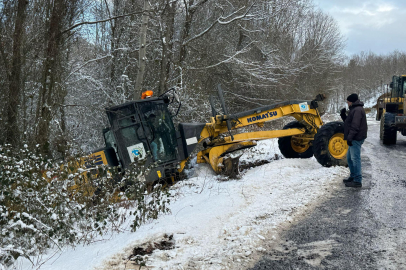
[95,86,348,184]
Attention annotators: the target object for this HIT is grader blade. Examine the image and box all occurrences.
[222,152,243,179]
[197,141,256,175]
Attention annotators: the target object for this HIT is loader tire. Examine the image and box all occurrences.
[376,108,383,121]
[278,121,313,159]
[380,112,397,145]
[313,121,348,167]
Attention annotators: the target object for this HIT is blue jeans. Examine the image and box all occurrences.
[347,139,364,183]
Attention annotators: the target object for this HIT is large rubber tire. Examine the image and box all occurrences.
[278,121,313,159]
[376,108,383,121]
[313,121,348,167]
[380,112,397,145]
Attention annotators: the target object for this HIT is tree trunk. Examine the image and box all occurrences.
[134,0,150,99]
[35,0,66,155]
[5,0,28,147]
[110,0,119,83]
[158,0,176,95]
[178,0,194,65]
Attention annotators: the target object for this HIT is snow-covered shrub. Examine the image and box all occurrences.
[0,144,170,268]
[121,161,171,230]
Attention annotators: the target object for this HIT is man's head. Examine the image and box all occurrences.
[346,93,358,106]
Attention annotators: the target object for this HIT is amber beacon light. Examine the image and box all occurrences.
[141,90,154,99]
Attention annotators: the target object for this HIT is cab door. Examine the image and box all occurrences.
[138,101,179,164]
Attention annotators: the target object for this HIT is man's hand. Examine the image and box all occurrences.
[340,107,347,121]
[347,140,353,146]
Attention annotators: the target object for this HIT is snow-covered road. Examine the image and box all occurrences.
[250,118,406,269]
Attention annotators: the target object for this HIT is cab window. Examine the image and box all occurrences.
[139,102,178,163]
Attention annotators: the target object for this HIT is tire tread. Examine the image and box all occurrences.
[278,121,313,159]
[313,121,347,167]
[381,112,397,145]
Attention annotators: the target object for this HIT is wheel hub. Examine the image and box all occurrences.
[291,138,310,153]
[328,133,347,159]
[334,141,343,151]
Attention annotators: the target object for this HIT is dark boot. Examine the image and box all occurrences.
[345,181,362,188]
[343,177,354,183]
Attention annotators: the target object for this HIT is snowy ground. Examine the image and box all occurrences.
[16,134,349,270]
[10,97,381,270]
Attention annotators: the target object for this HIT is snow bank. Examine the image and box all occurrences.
[95,154,346,270]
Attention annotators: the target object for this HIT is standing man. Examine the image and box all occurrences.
[340,93,368,188]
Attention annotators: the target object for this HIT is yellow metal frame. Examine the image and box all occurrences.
[180,102,324,174]
[380,96,405,116]
[200,103,323,139]
[42,150,114,200]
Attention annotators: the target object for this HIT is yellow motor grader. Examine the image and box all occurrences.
[95,86,348,183]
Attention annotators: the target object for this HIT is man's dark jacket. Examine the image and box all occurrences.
[341,100,368,142]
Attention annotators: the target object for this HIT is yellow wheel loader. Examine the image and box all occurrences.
[95,85,348,184]
[376,75,406,145]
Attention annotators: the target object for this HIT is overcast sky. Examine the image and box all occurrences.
[313,0,406,56]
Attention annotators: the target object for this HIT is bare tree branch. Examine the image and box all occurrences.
[217,2,256,25]
[61,10,146,35]
[188,41,255,70]
[182,20,218,46]
[65,54,113,81]
[183,1,257,46]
